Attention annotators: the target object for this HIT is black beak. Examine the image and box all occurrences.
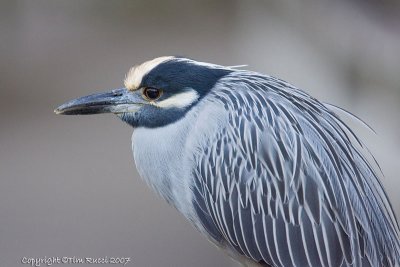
[54,88,143,115]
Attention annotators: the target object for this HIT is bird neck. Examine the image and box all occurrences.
[131,108,198,214]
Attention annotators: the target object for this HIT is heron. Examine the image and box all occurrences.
[55,56,400,267]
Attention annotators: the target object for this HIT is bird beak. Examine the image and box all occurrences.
[54,88,143,115]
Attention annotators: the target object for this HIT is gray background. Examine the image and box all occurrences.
[1,0,399,266]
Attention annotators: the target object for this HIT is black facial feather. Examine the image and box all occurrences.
[141,59,232,98]
[120,59,232,128]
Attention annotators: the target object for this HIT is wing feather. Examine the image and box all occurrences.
[191,72,400,266]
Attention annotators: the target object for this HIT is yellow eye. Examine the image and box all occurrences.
[142,87,163,101]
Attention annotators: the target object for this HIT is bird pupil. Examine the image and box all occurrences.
[145,88,160,100]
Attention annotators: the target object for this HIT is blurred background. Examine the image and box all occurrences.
[1,0,399,266]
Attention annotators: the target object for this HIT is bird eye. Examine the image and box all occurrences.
[143,87,162,101]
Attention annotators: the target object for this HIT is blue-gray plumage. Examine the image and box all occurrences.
[55,57,400,267]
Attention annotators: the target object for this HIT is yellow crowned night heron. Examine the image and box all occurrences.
[55,56,400,267]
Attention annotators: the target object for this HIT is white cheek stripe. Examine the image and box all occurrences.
[155,90,199,109]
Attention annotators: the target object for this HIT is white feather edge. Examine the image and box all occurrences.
[226,64,248,69]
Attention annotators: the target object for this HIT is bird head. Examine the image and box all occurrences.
[55,56,231,128]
